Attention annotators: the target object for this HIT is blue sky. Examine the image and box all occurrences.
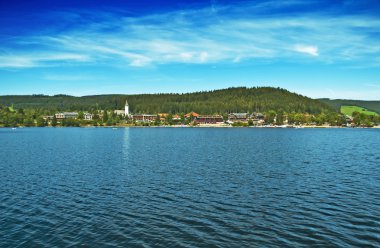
[1,0,380,99]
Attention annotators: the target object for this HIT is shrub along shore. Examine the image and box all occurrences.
[1,106,379,128]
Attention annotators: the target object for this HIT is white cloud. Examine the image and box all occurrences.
[293,44,319,56]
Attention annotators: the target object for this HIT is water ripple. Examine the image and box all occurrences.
[0,128,380,247]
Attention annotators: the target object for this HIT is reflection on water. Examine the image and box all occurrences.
[122,127,130,160]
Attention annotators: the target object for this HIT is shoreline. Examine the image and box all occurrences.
[3,125,380,129]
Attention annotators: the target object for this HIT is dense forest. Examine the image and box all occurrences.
[0,87,333,114]
[319,99,380,114]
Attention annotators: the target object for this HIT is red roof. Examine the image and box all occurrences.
[185,112,199,118]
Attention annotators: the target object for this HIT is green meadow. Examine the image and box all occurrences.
[341,105,378,116]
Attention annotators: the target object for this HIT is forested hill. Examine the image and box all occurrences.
[0,87,333,114]
[319,99,380,114]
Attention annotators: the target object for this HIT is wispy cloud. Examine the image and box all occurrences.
[293,45,319,56]
[1,1,380,69]
[0,56,36,68]
[0,53,90,68]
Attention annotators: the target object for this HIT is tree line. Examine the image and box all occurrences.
[0,87,332,114]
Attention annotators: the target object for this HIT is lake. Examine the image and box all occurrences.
[0,127,379,247]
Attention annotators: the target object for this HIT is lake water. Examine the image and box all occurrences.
[0,127,379,247]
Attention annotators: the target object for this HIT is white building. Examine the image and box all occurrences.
[125,99,129,116]
[83,113,93,120]
[228,113,249,122]
[114,99,129,117]
[114,110,124,116]
[55,112,78,119]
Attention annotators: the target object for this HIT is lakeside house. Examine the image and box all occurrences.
[159,113,182,121]
[55,112,79,119]
[133,114,157,122]
[158,113,168,121]
[228,113,249,122]
[83,113,93,121]
[248,112,265,125]
[345,115,354,127]
[185,112,200,118]
[251,112,265,120]
[345,115,353,123]
[195,115,224,124]
[172,114,181,121]
[114,110,124,116]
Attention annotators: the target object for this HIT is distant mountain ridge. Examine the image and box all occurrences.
[0,87,334,114]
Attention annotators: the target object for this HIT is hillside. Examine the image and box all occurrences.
[319,99,380,115]
[340,106,378,116]
[0,87,333,114]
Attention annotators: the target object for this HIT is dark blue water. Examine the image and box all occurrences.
[0,127,379,247]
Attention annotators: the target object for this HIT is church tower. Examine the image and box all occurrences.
[124,99,129,116]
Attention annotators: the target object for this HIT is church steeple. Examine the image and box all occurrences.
[124,99,129,116]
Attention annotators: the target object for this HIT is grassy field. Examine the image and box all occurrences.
[341,105,378,116]
[319,99,380,114]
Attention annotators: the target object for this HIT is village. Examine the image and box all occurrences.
[39,99,378,128]
[43,104,266,127]
[47,111,266,126]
